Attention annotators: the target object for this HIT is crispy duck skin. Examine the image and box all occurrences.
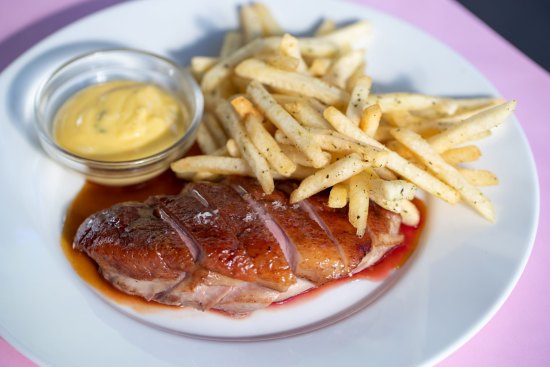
[73,177,404,315]
[232,178,349,284]
[192,182,296,292]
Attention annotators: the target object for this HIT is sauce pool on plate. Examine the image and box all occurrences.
[54,80,187,161]
[62,168,425,313]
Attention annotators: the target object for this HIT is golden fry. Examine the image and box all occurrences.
[328,182,348,208]
[236,59,349,105]
[391,127,495,221]
[428,101,516,153]
[244,114,297,176]
[247,81,329,168]
[323,49,365,89]
[458,168,499,186]
[290,154,368,203]
[441,145,481,165]
[215,99,274,193]
[346,76,372,125]
[349,171,370,236]
[202,112,228,148]
[252,3,284,36]
[360,103,382,137]
[196,123,219,154]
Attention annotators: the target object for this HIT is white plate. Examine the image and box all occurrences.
[0,0,539,366]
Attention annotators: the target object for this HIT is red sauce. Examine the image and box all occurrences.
[61,170,184,312]
[271,198,426,307]
[357,198,426,280]
[62,168,425,313]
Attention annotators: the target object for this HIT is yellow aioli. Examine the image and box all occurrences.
[54,80,187,161]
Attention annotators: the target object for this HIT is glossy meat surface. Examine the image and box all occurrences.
[233,177,347,284]
[192,182,295,291]
[73,177,404,315]
[74,202,195,281]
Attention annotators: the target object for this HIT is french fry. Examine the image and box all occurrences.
[230,95,263,119]
[410,100,504,132]
[257,52,300,71]
[196,123,219,154]
[427,101,516,153]
[470,130,492,141]
[279,144,331,168]
[210,145,230,157]
[323,106,459,203]
[391,127,495,221]
[324,106,384,148]
[226,139,241,157]
[373,124,393,142]
[274,165,318,180]
[346,76,372,125]
[313,133,388,167]
[172,155,314,181]
[368,93,454,114]
[307,98,327,114]
[385,140,415,160]
[349,171,370,236]
[283,100,331,129]
[191,56,218,80]
[279,144,312,167]
[271,93,303,105]
[458,168,499,186]
[246,81,329,168]
[240,4,263,43]
[419,127,442,139]
[441,145,481,165]
[178,3,513,232]
[171,155,250,176]
[360,103,382,137]
[192,171,221,182]
[367,190,403,214]
[386,152,460,204]
[447,97,505,112]
[368,179,417,201]
[290,154,368,203]
[220,31,243,58]
[231,75,253,94]
[215,99,274,193]
[374,167,397,180]
[295,37,340,58]
[309,58,333,76]
[399,199,420,227]
[236,59,349,105]
[203,93,220,113]
[280,34,308,73]
[274,127,388,168]
[382,110,423,127]
[202,112,227,148]
[244,114,297,176]
[252,3,284,36]
[201,38,271,93]
[345,62,367,92]
[323,49,365,89]
[314,18,336,36]
[328,182,348,208]
[320,20,372,48]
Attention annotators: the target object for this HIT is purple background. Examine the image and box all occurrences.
[1,0,548,366]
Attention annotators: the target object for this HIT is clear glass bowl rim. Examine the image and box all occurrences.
[33,47,204,169]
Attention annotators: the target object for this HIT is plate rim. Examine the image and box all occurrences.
[0,0,540,366]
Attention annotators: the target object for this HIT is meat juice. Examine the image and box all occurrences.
[62,171,425,313]
[61,170,184,312]
[271,199,425,307]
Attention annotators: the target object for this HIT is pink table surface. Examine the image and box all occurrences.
[1,0,548,366]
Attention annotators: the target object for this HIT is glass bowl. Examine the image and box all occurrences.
[34,48,203,186]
